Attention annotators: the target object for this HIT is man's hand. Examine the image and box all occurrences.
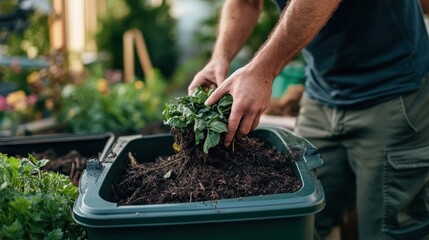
[188,57,230,95]
[188,0,263,95]
[205,64,272,147]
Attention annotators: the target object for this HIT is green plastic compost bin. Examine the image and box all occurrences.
[73,126,325,240]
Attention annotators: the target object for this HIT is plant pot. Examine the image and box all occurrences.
[73,126,325,240]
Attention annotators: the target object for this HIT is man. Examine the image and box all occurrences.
[188,0,429,239]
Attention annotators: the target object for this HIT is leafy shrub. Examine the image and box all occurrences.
[0,154,85,240]
[4,9,50,57]
[163,87,232,153]
[58,70,166,134]
[95,0,178,79]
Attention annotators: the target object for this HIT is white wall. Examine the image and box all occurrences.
[170,0,211,63]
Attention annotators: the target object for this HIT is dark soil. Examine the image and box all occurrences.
[32,150,88,186]
[115,129,302,205]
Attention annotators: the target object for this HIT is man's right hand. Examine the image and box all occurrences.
[188,57,230,95]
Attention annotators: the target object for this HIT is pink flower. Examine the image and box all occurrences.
[26,94,38,105]
[0,95,6,111]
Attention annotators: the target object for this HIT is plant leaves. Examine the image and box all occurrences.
[194,118,207,131]
[209,120,227,133]
[0,153,85,239]
[163,170,173,179]
[195,129,205,144]
[203,130,221,154]
[35,158,49,168]
[163,86,232,154]
[45,229,63,240]
[0,220,24,239]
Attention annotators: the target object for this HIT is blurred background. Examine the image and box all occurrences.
[0,0,290,137]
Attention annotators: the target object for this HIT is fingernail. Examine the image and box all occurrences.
[225,141,230,147]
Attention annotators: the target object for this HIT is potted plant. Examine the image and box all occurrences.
[73,88,325,240]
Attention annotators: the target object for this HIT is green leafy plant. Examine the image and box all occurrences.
[58,68,166,134]
[4,9,50,57]
[163,87,232,154]
[0,153,85,240]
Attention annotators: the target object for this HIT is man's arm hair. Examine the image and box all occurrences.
[211,0,264,63]
[248,0,341,80]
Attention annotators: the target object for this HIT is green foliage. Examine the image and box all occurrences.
[58,67,166,134]
[0,154,85,240]
[95,0,178,79]
[163,87,232,154]
[4,11,50,57]
[0,0,18,15]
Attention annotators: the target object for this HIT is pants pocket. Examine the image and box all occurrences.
[401,74,429,132]
[383,145,429,240]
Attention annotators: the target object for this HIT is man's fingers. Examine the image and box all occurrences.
[251,112,262,131]
[188,78,205,95]
[236,114,254,139]
[215,66,228,86]
[224,109,242,147]
[205,85,227,106]
[188,72,211,95]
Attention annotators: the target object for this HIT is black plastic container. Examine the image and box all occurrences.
[0,132,115,160]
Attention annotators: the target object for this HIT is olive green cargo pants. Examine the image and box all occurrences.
[295,75,429,240]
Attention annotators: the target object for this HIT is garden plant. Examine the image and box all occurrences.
[0,154,85,240]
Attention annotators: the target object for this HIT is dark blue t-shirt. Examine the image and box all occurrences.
[272,0,429,108]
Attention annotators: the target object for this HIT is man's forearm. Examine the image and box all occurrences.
[249,0,341,80]
[212,0,264,62]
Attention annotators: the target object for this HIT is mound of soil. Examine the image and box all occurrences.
[114,130,302,206]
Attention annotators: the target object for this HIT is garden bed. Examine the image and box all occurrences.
[0,132,114,186]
